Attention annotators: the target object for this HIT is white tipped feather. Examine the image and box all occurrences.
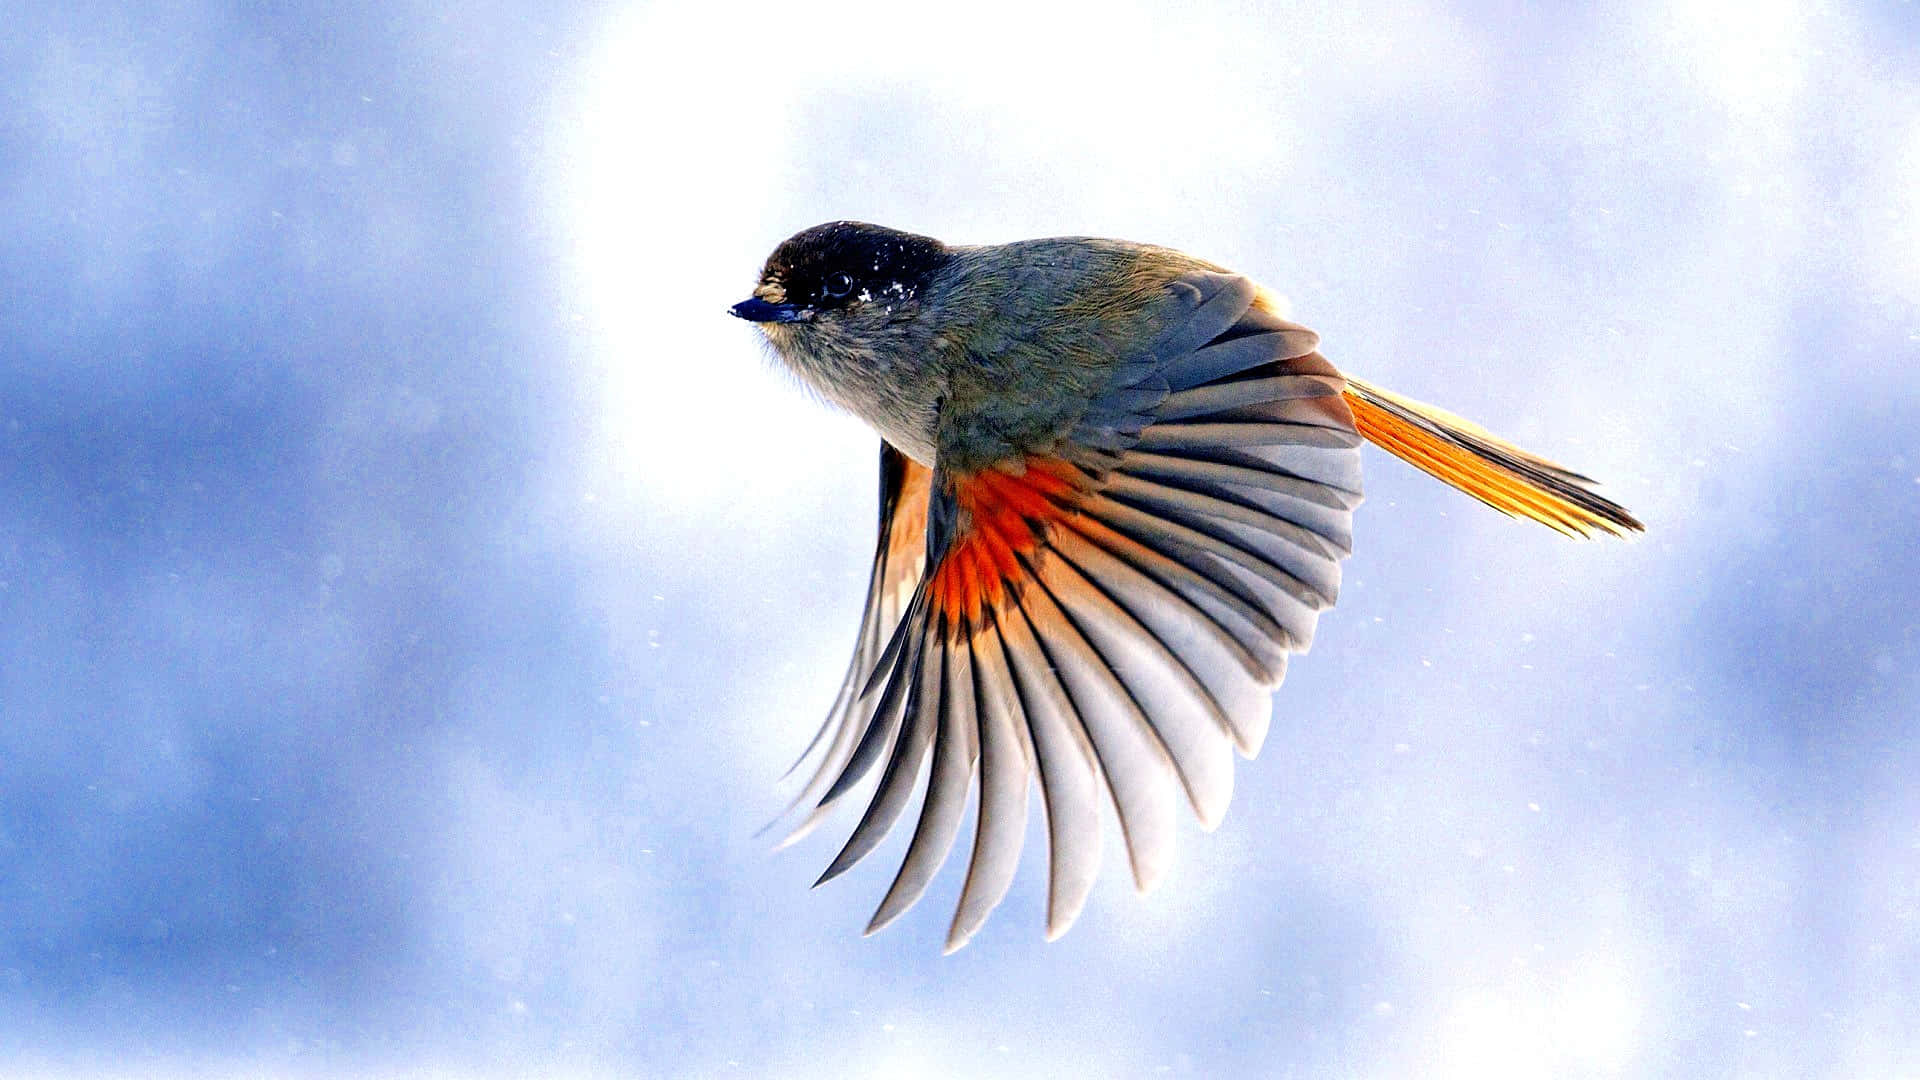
[996,603,1104,942]
[1102,472,1344,601]
[817,631,940,886]
[1032,543,1233,843]
[1015,579,1181,895]
[945,625,1031,953]
[867,641,977,935]
[1117,451,1358,553]
[1044,529,1247,815]
[787,273,1367,949]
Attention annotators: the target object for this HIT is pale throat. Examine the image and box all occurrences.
[763,324,944,466]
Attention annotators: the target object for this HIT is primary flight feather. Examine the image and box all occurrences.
[734,222,1641,952]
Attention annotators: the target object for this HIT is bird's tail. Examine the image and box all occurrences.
[1341,377,1643,537]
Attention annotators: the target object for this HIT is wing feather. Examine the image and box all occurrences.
[945,621,1032,954]
[996,601,1105,940]
[816,628,940,885]
[866,636,977,934]
[771,447,929,846]
[1015,576,1181,891]
[780,269,1366,948]
[1029,546,1232,837]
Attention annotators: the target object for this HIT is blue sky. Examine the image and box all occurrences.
[3,1,1918,1076]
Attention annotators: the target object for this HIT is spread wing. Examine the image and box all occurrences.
[780,272,1363,951]
[771,443,932,845]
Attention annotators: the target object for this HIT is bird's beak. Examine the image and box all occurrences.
[730,297,808,323]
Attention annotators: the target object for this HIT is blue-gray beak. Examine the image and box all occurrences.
[730,297,807,323]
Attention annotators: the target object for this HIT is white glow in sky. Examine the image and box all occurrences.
[5,0,1917,1076]
[529,3,1919,1073]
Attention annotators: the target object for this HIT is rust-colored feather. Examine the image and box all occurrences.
[925,459,1086,629]
[1342,378,1643,538]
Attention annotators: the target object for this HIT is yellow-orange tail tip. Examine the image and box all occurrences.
[1341,377,1644,538]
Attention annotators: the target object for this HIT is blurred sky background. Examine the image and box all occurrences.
[3,0,1918,1076]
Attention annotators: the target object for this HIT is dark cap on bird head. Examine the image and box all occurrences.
[730,221,951,324]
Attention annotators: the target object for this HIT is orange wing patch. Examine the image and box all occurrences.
[884,460,933,590]
[927,458,1087,628]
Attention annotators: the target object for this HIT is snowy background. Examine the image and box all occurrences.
[4,1,1919,1076]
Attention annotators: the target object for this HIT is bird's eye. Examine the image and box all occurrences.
[820,272,854,299]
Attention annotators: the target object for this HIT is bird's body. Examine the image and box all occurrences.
[733,221,1640,951]
[757,234,1204,468]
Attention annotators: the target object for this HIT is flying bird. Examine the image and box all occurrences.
[732,221,1641,952]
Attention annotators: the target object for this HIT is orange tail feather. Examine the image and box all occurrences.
[1341,377,1643,538]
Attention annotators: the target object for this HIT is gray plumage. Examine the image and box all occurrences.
[735,221,1639,950]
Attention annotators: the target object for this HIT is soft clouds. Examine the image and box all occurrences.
[2,0,1916,1076]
